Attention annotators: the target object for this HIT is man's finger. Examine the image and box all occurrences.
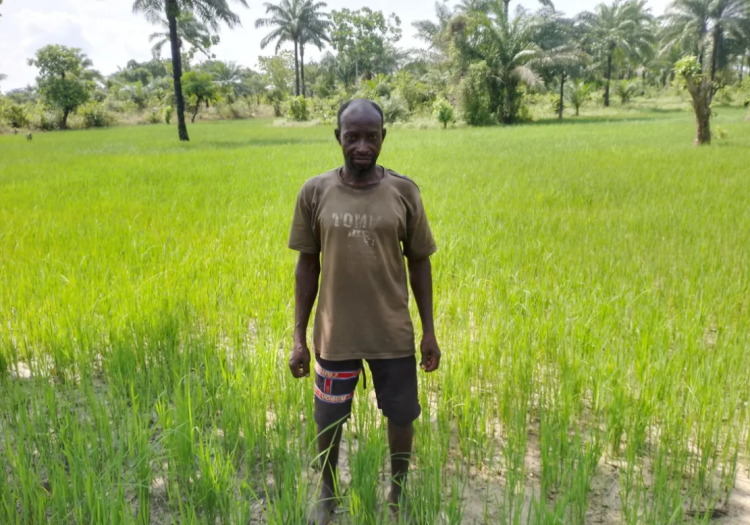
[301,358,310,377]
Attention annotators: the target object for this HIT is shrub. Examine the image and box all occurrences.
[217,101,252,120]
[459,61,493,126]
[741,78,750,107]
[713,87,734,106]
[27,106,59,131]
[379,94,409,124]
[287,96,310,121]
[432,98,454,129]
[1,103,29,129]
[310,97,339,125]
[165,106,173,125]
[566,81,593,116]
[147,107,163,124]
[615,81,638,104]
[79,102,117,128]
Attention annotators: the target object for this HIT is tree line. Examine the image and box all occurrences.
[1,0,749,144]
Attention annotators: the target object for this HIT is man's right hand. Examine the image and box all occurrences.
[289,340,311,378]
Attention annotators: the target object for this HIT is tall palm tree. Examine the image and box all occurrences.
[455,7,581,123]
[255,0,329,97]
[299,3,330,97]
[660,0,711,67]
[579,0,654,107]
[532,9,589,119]
[149,12,219,60]
[660,0,748,85]
[707,0,748,83]
[413,1,455,55]
[132,0,248,142]
[457,0,553,19]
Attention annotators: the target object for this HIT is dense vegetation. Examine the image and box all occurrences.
[2,0,750,141]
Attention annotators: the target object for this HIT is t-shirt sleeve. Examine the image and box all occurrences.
[288,183,320,254]
[403,190,437,259]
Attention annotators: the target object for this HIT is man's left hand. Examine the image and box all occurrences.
[419,332,441,373]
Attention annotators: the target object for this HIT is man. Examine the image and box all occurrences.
[287,99,441,524]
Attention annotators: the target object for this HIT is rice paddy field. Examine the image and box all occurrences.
[1,107,749,525]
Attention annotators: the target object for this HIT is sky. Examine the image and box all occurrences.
[0,0,672,92]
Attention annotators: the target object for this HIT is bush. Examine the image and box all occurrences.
[379,94,409,124]
[615,80,638,103]
[287,96,310,121]
[566,81,593,116]
[1,103,29,129]
[713,87,734,105]
[165,106,173,124]
[459,61,493,126]
[310,97,339,125]
[147,107,163,124]
[79,102,117,128]
[741,78,750,107]
[432,98,454,129]
[27,106,59,131]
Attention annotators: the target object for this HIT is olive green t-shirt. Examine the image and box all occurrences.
[288,167,437,361]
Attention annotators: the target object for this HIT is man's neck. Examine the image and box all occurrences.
[341,165,382,187]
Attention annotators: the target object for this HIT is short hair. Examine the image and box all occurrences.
[337,99,384,129]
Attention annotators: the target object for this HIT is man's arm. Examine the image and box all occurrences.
[290,252,321,378]
[407,256,441,373]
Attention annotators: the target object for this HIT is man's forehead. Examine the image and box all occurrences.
[341,103,382,129]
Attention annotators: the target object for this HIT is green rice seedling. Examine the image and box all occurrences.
[1,108,749,524]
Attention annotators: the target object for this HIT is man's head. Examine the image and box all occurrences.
[335,99,387,175]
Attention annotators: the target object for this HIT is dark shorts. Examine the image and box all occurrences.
[313,354,421,429]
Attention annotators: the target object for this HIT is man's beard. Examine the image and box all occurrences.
[345,155,378,176]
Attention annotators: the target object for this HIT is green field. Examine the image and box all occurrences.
[1,109,749,524]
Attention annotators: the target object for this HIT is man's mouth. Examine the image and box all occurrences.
[353,156,372,165]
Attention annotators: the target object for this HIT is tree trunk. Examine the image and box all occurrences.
[604,52,612,107]
[558,73,565,120]
[62,108,70,129]
[710,26,720,84]
[293,40,300,96]
[167,0,189,141]
[503,0,510,19]
[504,85,515,124]
[192,102,200,123]
[687,77,712,146]
[300,44,306,97]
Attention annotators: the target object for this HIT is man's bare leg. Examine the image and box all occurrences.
[313,423,343,525]
[387,419,414,522]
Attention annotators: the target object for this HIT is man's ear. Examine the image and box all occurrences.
[382,128,387,141]
[335,128,341,145]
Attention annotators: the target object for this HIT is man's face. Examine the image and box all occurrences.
[335,104,387,175]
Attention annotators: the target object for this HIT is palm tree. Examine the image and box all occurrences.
[132,0,248,142]
[203,60,248,100]
[660,0,711,67]
[707,0,748,83]
[661,0,748,86]
[455,7,581,123]
[579,0,654,107]
[299,3,330,97]
[414,1,455,58]
[532,9,588,119]
[149,12,219,60]
[457,0,553,19]
[256,0,329,97]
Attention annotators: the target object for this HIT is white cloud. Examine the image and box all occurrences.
[1,0,671,92]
